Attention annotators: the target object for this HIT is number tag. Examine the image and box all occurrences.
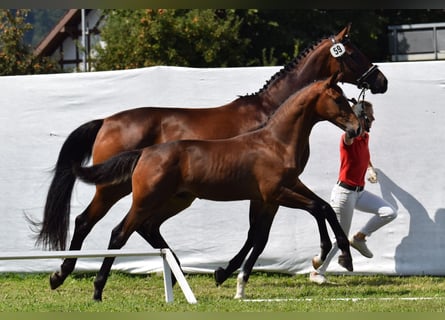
[330,43,345,58]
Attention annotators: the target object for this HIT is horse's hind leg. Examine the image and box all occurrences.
[136,221,182,285]
[50,183,131,290]
[214,200,262,286]
[93,200,177,301]
[234,204,278,299]
[93,217,129,301]
[136,193,195,286]
[93,208,143,301]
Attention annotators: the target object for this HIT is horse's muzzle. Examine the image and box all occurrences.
[370,76,388,94]
[346,125,361,139]
[358,65,388,94]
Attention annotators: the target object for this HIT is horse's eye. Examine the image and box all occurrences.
[334,97,344,104]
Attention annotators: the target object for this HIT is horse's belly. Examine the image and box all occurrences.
[190,182,259,202]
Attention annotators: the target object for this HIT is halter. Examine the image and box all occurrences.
[348,88,371,132]
[330,36,380,90]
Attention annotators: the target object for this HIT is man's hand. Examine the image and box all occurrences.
[367,167,378,183]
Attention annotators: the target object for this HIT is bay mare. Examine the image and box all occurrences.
[34,24,387,293]
[73,72,361,300]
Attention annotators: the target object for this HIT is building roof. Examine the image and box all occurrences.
[34,9,84,57]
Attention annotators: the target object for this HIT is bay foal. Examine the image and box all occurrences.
[74,72,361,300]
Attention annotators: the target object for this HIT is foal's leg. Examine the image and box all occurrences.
[235,204,278,299]
[50,183,131,290]
[93,193,185,301]
[214,200,266,286]
[136,193,196,286]
[276,180,352,271]
[93,217,130,301]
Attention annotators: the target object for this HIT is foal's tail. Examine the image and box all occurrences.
[74,149,143,187]
[32,119,104,251]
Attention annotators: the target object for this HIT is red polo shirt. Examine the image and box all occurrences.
[338,133,370,187]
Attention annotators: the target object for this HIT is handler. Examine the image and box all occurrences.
[309,100,397,284]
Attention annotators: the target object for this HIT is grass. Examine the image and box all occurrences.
[0,271,445,312]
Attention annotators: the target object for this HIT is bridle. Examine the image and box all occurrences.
[329,34,377,134]
[348,89,372,133]
[329,35,380,90]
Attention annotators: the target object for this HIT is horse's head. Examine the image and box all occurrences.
[316,71,361,139]
[328,23,388,94]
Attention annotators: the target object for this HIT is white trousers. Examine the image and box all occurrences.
[316,183,397,274]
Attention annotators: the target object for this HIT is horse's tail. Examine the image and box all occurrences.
[74,149,143,187]
[33,119,104,251]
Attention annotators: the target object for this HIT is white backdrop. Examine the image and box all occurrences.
[0,61,444,276]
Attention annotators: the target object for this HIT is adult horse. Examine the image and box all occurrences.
[35,24,387,291]
[73,72,361,301]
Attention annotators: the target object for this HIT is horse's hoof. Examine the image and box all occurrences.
[312,255,323,269]
[338,254,353,272]
[214,267,226,286]
[234,293,244,299]
[93,292,103,302]
[49,272,64,290]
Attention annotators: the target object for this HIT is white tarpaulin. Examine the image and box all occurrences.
[0,61,444,276]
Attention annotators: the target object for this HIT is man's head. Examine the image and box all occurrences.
[353,100,374,132]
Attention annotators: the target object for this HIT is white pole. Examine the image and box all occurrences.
[81,9,87,71]
[0,249,197,304]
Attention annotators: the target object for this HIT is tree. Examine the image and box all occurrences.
[0,9,60,75]
[24,9,66,47]
[93,9,249,70]
[94,9,445,70]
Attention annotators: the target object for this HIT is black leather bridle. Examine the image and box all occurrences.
[330,36,380,90]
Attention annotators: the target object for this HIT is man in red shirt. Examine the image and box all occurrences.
[309,100,397,285]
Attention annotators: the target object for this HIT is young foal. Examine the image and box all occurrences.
[74,72,361,301]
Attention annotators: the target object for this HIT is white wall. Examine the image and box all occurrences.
[0,61,444,276]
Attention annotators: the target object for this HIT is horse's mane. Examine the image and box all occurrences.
[244,79,316,133]
[240,37,326,98]
[244,72,345,134]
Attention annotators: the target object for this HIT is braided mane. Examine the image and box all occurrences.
[241,37,326,98]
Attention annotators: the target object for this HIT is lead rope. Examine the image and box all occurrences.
[357,87,366,104]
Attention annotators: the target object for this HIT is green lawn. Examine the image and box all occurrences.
[0,272,444,312]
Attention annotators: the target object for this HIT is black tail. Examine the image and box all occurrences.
[74,149,142,187]
[31,119,103,251]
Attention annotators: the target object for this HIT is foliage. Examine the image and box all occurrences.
[93,9,249,70]
[235,9,445,64]
[5,9,445,74]
[2,9,445,73]
[24,9,66,47]
[93,9,445,71]
[0,9,60,76]
[1,272,445,311]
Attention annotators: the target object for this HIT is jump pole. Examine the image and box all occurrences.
[0,248,197,304]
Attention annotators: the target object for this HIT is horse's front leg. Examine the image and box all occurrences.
[214,200,264,286]
[234,204,278,299]
[275,181,352,272]
[321,201,353,271]
[311,206,333,265]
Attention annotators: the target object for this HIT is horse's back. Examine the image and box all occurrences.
[93,97,265,164]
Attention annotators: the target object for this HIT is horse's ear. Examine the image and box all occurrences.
[336,23,352,42]
[327,71,343,87]
[336,71,344,83]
